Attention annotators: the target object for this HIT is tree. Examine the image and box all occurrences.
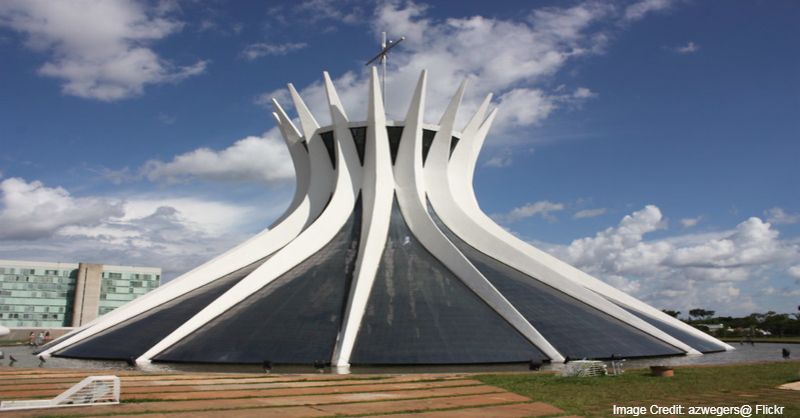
[689,309,715,321]
[662,309,681,318]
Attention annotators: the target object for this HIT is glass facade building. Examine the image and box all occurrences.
[0,260,161,328]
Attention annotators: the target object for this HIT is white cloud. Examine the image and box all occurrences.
[0,177,277,279]
[495,88,556,128]
[789,265,800,280]
[484,154,513,168]
[0,177,123,240]
[574,208,607,219]
[36,203,250,279]
[142,128,295,185]
[294,0,363,25]
[765,207,800,225]
[548,205,800,314]
[572,87,598,99]
[120,198,253,235]
[0,0,206,101]
[241,42,307,60]
[680,216,702,228]
[558,205,667,272]
[672,41,700,54]
[493,200,565,223]
[624,0,675,21]
[266,1,614,139]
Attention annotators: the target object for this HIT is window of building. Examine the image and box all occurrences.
[107,272,122,279]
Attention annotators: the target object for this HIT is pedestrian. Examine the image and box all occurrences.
[782,348,791,360]
[43,331,51,345]
[28,331,35,346]
[35,331,44,346]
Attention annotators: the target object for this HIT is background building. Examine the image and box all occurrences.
[0,259,160,328]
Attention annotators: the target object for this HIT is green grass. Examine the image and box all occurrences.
[477,362,800,417]
[721,336,800,344]
[0,339,30,347]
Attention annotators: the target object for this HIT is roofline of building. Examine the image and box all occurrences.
[0,259,161,274]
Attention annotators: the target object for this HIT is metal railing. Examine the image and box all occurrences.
[0,375,120,411]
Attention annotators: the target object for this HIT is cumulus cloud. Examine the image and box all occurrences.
[671,41,700,54]
[241,42,307,60]
[265,1,613,139]
[482,147,517,168]
[0,0,206,101]
[765,207,800,225]
[680,216,702,228]
[494,88,556,128]
[0,177,123,240]
[548,205,800,314]
[0,177,273,279]
[572,87,598,99]
[142,128,295,185]
[294,0,363,25]
[789,265,800,280]
[624,0,675,21]
[493,200,565,223]
[574,208,607,219]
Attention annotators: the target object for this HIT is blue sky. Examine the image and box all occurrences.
[0,0,798,316]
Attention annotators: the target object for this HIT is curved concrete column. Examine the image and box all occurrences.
[446,98,729,353]
[41,104,320,358]
[332,67,395,367]
[393,71,564,362]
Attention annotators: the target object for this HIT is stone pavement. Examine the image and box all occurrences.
[0,367,578,418]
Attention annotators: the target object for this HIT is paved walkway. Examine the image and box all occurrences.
[0,367,576,418]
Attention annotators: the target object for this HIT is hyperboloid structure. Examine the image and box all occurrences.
[41,69,732,366]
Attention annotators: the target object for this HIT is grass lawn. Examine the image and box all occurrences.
[477,361,800,417]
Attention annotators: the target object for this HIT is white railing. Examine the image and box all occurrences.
[0,375,120,411]
[561,360,608,377]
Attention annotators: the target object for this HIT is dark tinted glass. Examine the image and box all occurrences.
[387,126,403,164]
[385,127,443,165]
[449,136,460,158]
[319,131,336,168]
[349,127,366,164]
[429,207,685,360]
[54,259,266,360]
[153,198,362,364]
[421,129,436,163]
[350,198,546,365]
[620,306,727,353]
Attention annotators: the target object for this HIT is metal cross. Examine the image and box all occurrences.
[365,32,405,106]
